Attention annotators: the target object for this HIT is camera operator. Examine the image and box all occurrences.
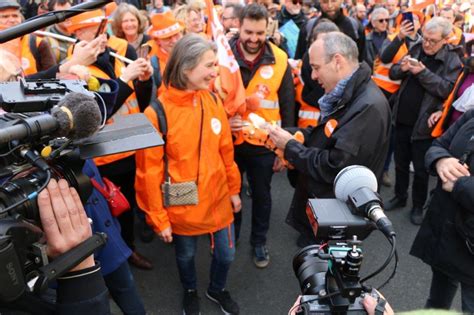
[266,32,391,247]
[1,179,110,315]
[410,109,474,313]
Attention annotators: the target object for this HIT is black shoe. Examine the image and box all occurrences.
[206,289,239,315]
[410,207,423,225]
[183,289,200,315]
[139,222,155,243]
[385,196,407,211]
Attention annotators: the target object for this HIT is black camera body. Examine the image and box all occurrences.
[293,166,394,315]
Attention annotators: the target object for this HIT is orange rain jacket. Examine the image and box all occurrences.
[135,86,241,235]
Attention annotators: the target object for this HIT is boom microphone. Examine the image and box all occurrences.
[0,93,101,145]
[334,165,396,238]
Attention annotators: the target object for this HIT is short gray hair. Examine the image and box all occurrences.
[321,32,359,64]
[163,34,217,90]
[424,16,453,38]
[370,7,389,22]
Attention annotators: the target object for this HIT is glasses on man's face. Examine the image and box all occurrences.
[292,0,302,5]
[376,18,389,23]
[422,36,444,46]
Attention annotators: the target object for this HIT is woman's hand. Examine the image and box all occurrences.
[435,157,470,183]
[230,194,242,213]
[159,226,173,243]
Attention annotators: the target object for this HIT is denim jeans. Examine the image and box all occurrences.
[104,261,146,315]
[174,225,235,292]
[426,267,474,313]
[234,153,275,246]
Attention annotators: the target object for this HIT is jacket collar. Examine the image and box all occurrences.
[411,42,460,63]
[161,85,203,106]
[230,37,276,69]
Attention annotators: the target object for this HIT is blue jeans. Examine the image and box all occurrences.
[104,261,146,315]
[174,225,235,292]
[234,153,275,246]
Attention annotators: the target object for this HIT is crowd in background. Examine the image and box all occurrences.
[0,0,474,313]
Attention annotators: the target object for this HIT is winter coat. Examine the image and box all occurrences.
[410,109,474,284]
[135,86,241,235]
[389,43,463,140]
[284,62,391,237]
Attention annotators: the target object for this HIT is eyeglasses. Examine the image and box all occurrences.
[376,18,389,23]
[292,0,302,5]
[422,37,444,45]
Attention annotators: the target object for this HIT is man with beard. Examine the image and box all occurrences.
[294,0,365,61]
[229,4,295,268]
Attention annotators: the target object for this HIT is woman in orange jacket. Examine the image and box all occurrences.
[135,34,242,315]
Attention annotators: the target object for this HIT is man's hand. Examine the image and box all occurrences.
[230,194,242,213]
[159,226,173,243]
[38,179,94,272]
[273,156,286,172]
[398,20,414,40]
[121,58,151,82]
[59,38,102,73]
[399,56,410,72]
[435,157,470,183]
[138,58,153,82]
[229,114,244,132]
[408,60,425,75]
[442,179,456,192]
[267,125,293,150]
[362,292,394,315]
[428,110,442,128]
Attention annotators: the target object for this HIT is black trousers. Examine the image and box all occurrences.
[394,124,432,208]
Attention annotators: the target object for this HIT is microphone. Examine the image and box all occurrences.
[334,165,396,238]
[0,93,101,145]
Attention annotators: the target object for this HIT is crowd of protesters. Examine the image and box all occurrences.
[1,0,474,313]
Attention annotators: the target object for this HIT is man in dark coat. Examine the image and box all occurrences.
[385,17,463,225]
[267,32,390,246]
[410,109,474,313]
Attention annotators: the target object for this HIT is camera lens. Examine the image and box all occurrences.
[293,245,328,295]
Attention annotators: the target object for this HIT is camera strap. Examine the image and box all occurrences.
[375,298,387,315]
[459,135,474,166]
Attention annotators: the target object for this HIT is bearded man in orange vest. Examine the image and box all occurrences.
[228,4,295,269]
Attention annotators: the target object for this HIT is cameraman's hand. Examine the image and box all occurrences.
[362,291,394,315]
[435,157,470,183]
[38,179,94,272]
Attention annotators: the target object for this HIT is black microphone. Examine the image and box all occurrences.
[0,0,112,43]
[0,93,101,145]
[334,165,396,238]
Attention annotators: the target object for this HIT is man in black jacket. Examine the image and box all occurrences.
[277,0,308,29]
[267,32,390,246]
[229,4,295,268]
[385,17,463,225]
[294,0,365,61]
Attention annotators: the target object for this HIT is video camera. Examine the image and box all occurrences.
[292,166,397,314]
[0,78,162,303]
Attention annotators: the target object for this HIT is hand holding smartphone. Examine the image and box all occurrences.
[408,57,419,66]
[402,12,413,24]
[95,18,108,38]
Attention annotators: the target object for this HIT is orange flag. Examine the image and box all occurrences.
[205,0,247,117]
[410,0,435,11]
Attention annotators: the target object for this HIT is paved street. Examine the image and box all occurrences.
[125,168,462,314]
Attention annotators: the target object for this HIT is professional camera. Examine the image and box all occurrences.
[0,78,162,304]
[292,166,397,314]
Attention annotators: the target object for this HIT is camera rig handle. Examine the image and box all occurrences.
[31,232,107,294]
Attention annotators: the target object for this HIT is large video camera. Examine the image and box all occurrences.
[292,166,397,314]
[0,78,162,303]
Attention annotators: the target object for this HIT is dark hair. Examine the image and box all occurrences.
[224,3,244,19]
[47,0,71,11]
[239,3,269,26]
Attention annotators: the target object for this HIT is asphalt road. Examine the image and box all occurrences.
[121,167,462,315]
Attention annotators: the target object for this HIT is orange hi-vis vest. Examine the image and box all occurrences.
[243,42,287,130]
[293,60,319,128]
[432,70,465,138]
[372,33,407,94]
[447,26,463,46]
[21,34,40,76]
[67,37,140,166]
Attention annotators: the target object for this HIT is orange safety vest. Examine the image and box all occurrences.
[293,60,320,128]
[371,33,406,94]
[107,35,128,58]
[432,70,465,138]
[447,26,463,46]
[21,34,40,76]
[242,42,287,129]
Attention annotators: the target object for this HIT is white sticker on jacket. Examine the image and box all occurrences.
[21,58,30,71]
[211,118,222,135]
[260,66,274,79]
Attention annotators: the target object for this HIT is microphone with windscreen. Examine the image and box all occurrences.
[334,165,396,238]
[0,92,101,145]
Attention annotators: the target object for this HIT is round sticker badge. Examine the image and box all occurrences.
[260,66,274,80]
[211,118,222,135]
[21,57,30,71]
[324,119,338,138]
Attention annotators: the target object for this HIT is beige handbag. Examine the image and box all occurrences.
[151,98,203,208]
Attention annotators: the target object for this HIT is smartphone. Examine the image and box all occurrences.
[408,57,419,66]
[137,44,151,59]
[402,12,413,24]
[95,18,108,38]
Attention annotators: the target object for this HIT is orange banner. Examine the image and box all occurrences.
[411,0,435,11]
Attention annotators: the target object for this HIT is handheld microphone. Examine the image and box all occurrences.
[0,93,101,145]
[334,165,396,238]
